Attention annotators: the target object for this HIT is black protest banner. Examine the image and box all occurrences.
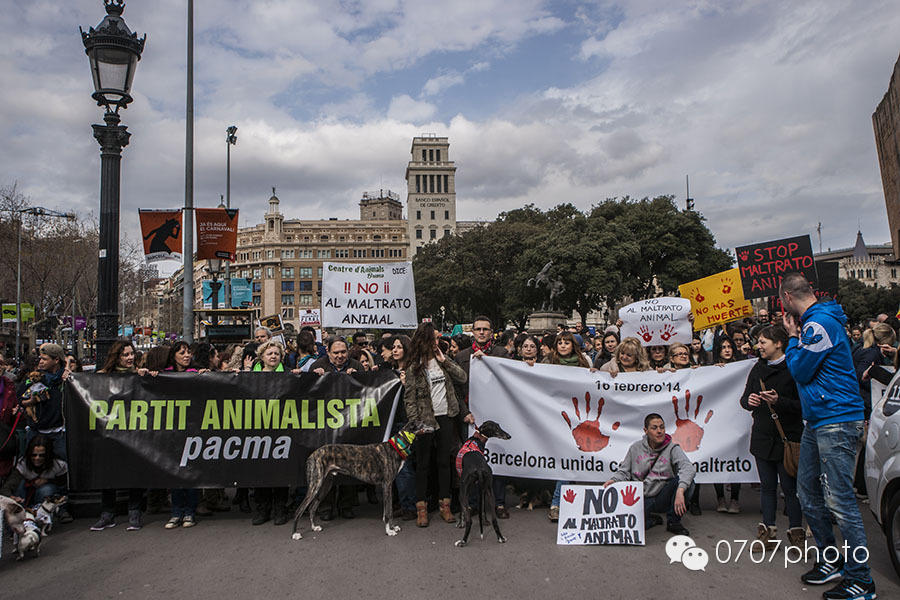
[735,235,818,299]
[814,260,839,300]
[65,371,400,489]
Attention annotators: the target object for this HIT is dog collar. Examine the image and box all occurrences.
[389,430,416,460]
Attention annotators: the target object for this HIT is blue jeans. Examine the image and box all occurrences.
[396,461,416,511]
[797,421,871,582]
[551,480,570,507]
[645,477,694,525]
[170,489,198,518]
[756,457,801,528]
[16,481,62,506]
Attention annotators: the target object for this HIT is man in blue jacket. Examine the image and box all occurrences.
[780,273,874,600]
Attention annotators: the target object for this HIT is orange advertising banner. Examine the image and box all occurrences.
[139,209,182,262]
[678,268,754,331]
[196,208,239,261]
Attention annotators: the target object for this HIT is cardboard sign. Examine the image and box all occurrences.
[735,235,817,299]
[196,208,239,261]
[557,483,645,545]
[619,297,692,346]
[814,260,839,300]
[298,309,323,342]
[139,209,182,262]
[321,262,417,329]
[679,268,754,331]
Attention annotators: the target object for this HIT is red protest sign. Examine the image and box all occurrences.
[196,208,239,261]
[734,235,818,300]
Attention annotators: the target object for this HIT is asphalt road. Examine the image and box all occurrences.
[2,489,898,600]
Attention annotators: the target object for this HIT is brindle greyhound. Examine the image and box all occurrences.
[455,420,511,547]
[291,420,433,540]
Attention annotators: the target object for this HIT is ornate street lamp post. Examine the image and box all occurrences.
[81,0,146,363]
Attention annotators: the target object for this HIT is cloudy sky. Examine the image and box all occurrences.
[2,0,898,272]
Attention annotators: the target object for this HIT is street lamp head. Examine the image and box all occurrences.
[207,258,223,274]
[80,0,146,114]
[226,125,237,145]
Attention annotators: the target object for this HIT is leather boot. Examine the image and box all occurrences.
[786,527,805,549]
[438,498,456,523]
[416,501,429,527]
[757,523,778,550]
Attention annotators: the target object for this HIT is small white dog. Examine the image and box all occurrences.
[33,495,67,534]
[15,517,42,560]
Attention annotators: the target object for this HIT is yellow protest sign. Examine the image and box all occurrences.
[679,268,754,331]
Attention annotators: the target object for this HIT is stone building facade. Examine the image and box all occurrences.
[874,51,900,260]
[815,231,899,288]
[406,135,457,254]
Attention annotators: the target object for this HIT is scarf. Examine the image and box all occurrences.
[557,354,581,367]
[472,339,493,353]
[388,430,416,460]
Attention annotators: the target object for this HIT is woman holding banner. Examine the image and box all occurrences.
[546,331,593,522]
[739,325,804,549]
[403,322,470,527]
[591,331,619,369]
[598,337,650,375]
[91,341,149,532]
[708,335,743,514]
[164,342,200,529]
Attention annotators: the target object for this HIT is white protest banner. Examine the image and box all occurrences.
[298,309,323,342]
[469,357,757,483]
[557,483,645,545]
[619,297,692,346]
[321,262,417,329]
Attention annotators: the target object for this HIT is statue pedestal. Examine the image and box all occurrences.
[527,311,568,334]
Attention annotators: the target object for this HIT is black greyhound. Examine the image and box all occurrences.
[455,420,511,547]
[291,420,433,540]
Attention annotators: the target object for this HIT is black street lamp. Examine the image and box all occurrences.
[81,0,146,363]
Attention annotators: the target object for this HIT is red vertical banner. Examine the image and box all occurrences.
[139,209,183,262]
[196,208,239,260]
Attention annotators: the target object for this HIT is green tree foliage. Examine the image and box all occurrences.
[838,278,900,326]
[413,196,733,328]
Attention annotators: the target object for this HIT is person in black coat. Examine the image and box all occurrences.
[739,324,804,548]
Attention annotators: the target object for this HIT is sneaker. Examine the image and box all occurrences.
[181,515,196,528]
[716,497,728,512]
[822,578,876,600]
[126,509,143,531]
[90,512,116,531]
[548,506,559,522]
[727,499,741,514]
[666,522,689,536]
[164,517,182,529]
[801,558,845,585]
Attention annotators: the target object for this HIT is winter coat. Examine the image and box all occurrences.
[739,357,803,462]
[608,434,696,497]
[309,356,363,374]
[784,301,864,429]
[403,358,468,430]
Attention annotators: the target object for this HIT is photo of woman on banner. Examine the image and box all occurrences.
[604,413,696,537]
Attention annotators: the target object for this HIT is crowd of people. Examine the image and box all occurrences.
[0,273,894,598]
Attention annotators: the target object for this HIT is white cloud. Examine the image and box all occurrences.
[423,72,466,96]
[387,95,437,122]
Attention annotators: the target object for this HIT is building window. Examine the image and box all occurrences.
[430,210,435,220]
[443,174,448,191]
[253,268,261,279]
[416,210,421,220]
[415,229,422,240]
[252,282,262,292]
[430,229,436,240]
[373,249,385,258]
[298,281,313,291]
[335,249,349,258]
[339,236,345,242]
[241,270,250,278]
[353,249,366,258]
[282,307,294,319]
[267,250,275,259]
[422,149,427,161]
[389,248,403,258]
[317,267,323,278]
[373,234,381,240]
[858,270,863,278]
[253,251,261,260]
[281,267,294,278]
[298,267,313,278]
[320,235,328,241]
[266,267,274,278]
[415,175,420,193]
[436,149,441,162]
[444,210,449,220]
[866,269,872,278]
[317,249,331,258]
[892,268,897,278]
[281,294,294,305]
[252,295,261,306]
[298,249,313,258]
[430,175,435,193]
[282,281,294,292]
[283,249,294,259]
[303,236,310,242]
[299,294,313,306]
[444,229,450,238]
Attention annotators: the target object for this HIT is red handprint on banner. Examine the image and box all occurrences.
[561,392,621,452]
[671,389,713,452]
[720,277,732,294]
[738,250,750,262]
[689,287,704,303]
[562,489,577,504]
[620,485,641,507]
[659,324,676,342]
[637,325,653,343]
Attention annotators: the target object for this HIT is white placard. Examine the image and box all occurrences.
[469,357,758,483]
[557,483,645,545]
[619,297,692,346]
[298,309,323,342]
[321,262,417,329]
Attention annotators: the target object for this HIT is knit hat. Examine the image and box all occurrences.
[39,342,65,363]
